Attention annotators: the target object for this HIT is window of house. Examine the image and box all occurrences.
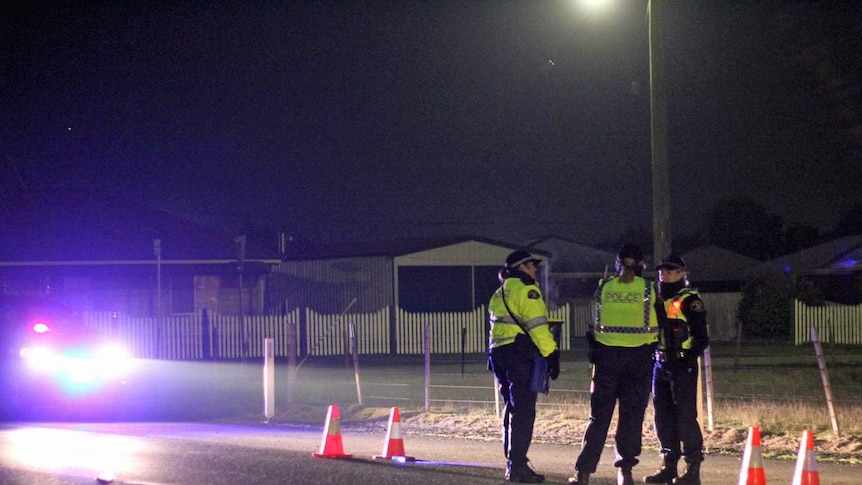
[399,266,471,312]
[170,276,194,314]
[195,276,221,313]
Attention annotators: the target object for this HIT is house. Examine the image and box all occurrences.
[675,245,761,292]
[2,184,560,317]
[0,188,281,316]
[269,236,548,314]
[749,233,862,304]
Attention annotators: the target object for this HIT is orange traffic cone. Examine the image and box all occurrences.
[312,404,352,459]
[738,426,767,485]
[792,430,820,485]
[373,407,415,461]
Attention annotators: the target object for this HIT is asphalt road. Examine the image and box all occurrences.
[0,421,857,485]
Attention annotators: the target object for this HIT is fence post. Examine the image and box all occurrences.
[212,323,220,361]
[810,326,841,436]
[201,309,211,360]
[460,327,467,376]
[424,324,430,413]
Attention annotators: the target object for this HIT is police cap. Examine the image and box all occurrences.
[505,250,542,269]
[656,254,686,271]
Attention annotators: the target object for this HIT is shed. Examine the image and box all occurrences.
[268,236,548,314]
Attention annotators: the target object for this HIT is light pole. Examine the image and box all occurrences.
[573,0,672,262]
[648,0,672,263]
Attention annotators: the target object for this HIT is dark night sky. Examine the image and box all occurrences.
[2,1,861,249]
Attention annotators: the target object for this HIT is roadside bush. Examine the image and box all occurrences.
[738,274,795,338]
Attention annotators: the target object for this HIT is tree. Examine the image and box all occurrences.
[738,272,824,340]
[738,273,795,339]
[783,222,823,252]
[706,197,784,260]
[834,201,862,237]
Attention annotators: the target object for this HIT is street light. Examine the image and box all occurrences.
[571,0,672,262]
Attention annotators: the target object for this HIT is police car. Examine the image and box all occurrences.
[0,295,133,420]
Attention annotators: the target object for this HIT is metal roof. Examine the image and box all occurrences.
[749,233,862,276]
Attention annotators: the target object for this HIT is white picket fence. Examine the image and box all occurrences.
[794,300,862,345]
[83,303,576,360]
[84,311,304,360]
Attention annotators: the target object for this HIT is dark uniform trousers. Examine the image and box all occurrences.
[491,334,537,469]
[652,360,704,462]
[576,342,653,472]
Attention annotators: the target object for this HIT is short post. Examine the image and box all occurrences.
[287,322,297,405]
[424,324,430,413]
[263,338,275,422]
[350,323,362,405]
[702,347,714,432]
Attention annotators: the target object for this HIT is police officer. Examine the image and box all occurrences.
[569,244,658,485]
[644,254,709,485]
[489,250,560,483]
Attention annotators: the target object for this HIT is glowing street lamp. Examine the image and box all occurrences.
[572,0,672,262]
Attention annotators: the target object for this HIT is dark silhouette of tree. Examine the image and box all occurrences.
[738,273,795,339]
[673,230,709,254]
[783,222,823,252]
[834,201,862,237]
[706,197,784,260]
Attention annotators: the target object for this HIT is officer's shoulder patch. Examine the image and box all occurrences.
[527,289,541,299]
[690,299,705,312]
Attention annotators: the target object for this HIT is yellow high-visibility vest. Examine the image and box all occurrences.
[658,288,699,351]
[591,276,658,347]
[488,277,557,357]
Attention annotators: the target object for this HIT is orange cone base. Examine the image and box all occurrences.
[373,437,414,460]
[373,448,416,461]
[742,469,767,485]
[312,404,352,459]
[313,451,353,459]
[382,454,417,463]
[372,407,416,461]
[313,435,352,459]
[795,471,820,485]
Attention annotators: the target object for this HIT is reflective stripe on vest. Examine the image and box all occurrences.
[592,276,658,347]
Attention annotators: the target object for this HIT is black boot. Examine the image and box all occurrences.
[644,457,678,484]
[617,467,634,485]
[506,462,545,483]
[672,460,701,485]
[567,471,590,485]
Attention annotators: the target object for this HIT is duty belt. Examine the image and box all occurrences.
[654,350,686,362]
